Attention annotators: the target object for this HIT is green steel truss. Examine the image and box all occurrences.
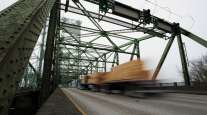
[0,0,206,114]
[58,0,207,86]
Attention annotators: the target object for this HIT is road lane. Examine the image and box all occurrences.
[62,88,207,115]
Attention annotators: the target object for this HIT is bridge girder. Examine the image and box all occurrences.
[0,0,206,114]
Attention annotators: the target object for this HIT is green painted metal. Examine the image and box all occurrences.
[0,0,206,114]
[130,44,137,61]
[181,28,207,48]
[59,42,138,55]
[19,62,38,89]
[40,1,60,104]
[152,34,176,80]
[130,41,140,60]
[136,41,140,59]
[99,0,109,13]
[0,0,56,114]
[60,0,206,88]
[177,34,191,86]
[73,0,121,50]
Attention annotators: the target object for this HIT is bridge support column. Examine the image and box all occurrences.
[104,54,107,72]
[136,41,140,59]
[130,43,136,61]
[40,0,60,105]
[177,34,191,86]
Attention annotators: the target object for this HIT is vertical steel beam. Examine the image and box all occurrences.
[152,34,176,80]
[136,41,140,59]
[177,34,191,86]
[116,52,119,65]
[112,52,116,68]
[40,0,59,104]
[104,54,107,72]
[53,10,60,90]
[96,58,99,72]
[90,62,93,74]
[130,44,136,61]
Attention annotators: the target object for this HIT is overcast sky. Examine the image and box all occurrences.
[1,0,207,82]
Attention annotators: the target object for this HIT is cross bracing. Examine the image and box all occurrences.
[0,0,206,114]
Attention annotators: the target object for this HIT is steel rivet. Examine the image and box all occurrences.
[10,85,14,88]
[5,41,10,44]
[6,74,10,78]
[3,89,7,95]
[0,47,5,50]
[13,71,16,74]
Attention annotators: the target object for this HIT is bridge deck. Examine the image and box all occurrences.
[61,88,207,115]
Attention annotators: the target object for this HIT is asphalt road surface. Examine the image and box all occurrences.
[62,88,207,115]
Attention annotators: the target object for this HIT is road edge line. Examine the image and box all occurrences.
[61,88,87,115]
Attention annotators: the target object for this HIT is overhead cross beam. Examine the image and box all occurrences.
[65,0,206,86]
[59,42,138,55]
[61,22,143,41]
[60,4,166,38]
[72,0,120,49]
[78,0,207,47]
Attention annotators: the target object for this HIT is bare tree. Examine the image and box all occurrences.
[190,55,207,82]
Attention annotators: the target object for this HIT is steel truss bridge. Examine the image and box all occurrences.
[0,0,206,114]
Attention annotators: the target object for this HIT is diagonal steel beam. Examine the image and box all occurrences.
[62,27,81,43]
[72,0,120,49]
[79,0,207,48]
[181,28,207,48]
[152,34,176,80]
